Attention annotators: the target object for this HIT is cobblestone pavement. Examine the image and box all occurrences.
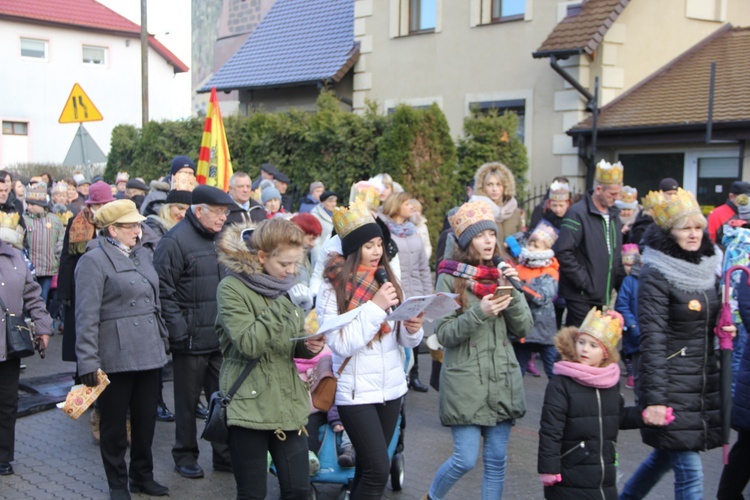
[4,334,738,499]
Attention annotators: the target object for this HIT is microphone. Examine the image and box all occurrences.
[492,256,524,292]
[375,268,389,285]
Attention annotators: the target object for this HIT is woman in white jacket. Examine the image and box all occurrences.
[316,200,424,500]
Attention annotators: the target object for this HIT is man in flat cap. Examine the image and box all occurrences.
[251,162,280,190]
[708,181,750,243]
[153,185,235,479]
[273,171,294,213]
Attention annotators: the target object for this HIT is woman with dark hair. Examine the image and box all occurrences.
[317,201,424,499]
[620,189,734,500]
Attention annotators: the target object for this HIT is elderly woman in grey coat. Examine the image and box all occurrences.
[75,199,169,500]
[0,240,53,476]
[379,191,433,392]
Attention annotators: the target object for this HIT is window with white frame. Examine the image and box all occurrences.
[2,121,29,136]
[20,38,48,60]
[82,45,107,65]
[491,0,525,21]
[390,0,440,37]
[469,99,526,142]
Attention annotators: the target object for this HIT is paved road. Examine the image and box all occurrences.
[4,334,738,499]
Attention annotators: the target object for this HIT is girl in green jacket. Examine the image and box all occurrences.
[426,199,533,500]
[216,219,325,500]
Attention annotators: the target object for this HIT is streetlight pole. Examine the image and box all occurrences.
[140,0,149,127]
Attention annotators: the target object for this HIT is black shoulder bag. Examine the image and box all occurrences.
[0,295,34,359]
[201,358,258,444]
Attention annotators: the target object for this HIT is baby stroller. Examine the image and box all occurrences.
[273,348,410,500]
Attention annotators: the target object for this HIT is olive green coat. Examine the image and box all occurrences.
[215,223,314,431]
[435,274,532,426]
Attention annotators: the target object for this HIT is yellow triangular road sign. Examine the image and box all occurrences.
[59,83,103,124]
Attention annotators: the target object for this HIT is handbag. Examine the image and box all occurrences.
[0,295,34,359]
[309,356,350,412]
[201,358,258,444]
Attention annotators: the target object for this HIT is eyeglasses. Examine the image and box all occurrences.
[202,205,230,217]
[114,222,142,230]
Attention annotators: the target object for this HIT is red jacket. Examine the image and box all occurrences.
[707,202,736,243]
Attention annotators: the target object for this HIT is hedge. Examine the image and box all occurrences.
[106,92,529,250]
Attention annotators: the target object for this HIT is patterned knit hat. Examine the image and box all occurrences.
[578,307,623,360]
[448,200,497,250]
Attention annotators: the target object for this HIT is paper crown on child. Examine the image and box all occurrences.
[548,180,570,201]
[349,181,381,211]
[115,172,130,184]
[448,199,497,250]
[578,307,623,359]
[641,190,665,211]
[594,160,624,186]
[333,200,383,256]
[651,188,701,230]
[622,243,640,266]
[171,171,197,192]
[615,186,638,210]
[529,219,559,248]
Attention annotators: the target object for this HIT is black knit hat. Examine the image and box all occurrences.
[170,155,196,176]
[166,190,192,205]
[341,222,383,257]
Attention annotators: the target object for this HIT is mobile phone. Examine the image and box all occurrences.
[494,285,514,298]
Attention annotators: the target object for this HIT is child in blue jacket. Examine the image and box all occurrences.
[615,244,640,389]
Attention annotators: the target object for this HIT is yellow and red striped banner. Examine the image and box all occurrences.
[196,87,233,191]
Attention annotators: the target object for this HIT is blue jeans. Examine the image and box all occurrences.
[429,421,512,500]
[620,449,703,500]
[37,276,52,306]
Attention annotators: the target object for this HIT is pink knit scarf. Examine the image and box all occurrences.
[552,361,621,389]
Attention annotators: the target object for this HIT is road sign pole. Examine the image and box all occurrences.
[77,124,90,179]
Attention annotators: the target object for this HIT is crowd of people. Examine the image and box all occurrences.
[0,156,749,500]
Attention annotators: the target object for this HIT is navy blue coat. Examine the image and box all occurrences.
[615,266,640,356]
[733,277,750,431]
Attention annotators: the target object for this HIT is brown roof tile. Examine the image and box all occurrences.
[534,0,630,57]
[572,25,750,131]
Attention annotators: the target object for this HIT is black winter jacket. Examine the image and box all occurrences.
[636,225,722,451]
[153,208,227,355]
[553,191,623,307]
[538,375,622,500]
[734,277,750,432]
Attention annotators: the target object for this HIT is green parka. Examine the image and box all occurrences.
[215,224,315,431]
[435,274,533,426]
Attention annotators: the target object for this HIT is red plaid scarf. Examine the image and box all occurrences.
[437,260,500,299]
[345,265,392,340]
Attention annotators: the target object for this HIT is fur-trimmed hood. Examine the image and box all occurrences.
[217,221,263,276]
[474,162,516,201]
[554,326,579,362]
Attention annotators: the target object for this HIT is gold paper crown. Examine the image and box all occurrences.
[333,200,376,239]
[594,160,624,185]
[349,181,381,211]
[304,310,319,335]
[620,186,638,205]
[579,307,622,356]
[652,188,701,229]
[641,190,665,210]
[0,212,20,229]
[548,181,570,201]
[171,171,197,192]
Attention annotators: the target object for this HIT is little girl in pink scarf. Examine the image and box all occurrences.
[537,308,670,499]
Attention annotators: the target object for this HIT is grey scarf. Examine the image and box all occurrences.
[229,271,295,299]
[641,247,719,293]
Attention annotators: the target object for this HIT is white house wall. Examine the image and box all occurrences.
[0,19,190,168]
